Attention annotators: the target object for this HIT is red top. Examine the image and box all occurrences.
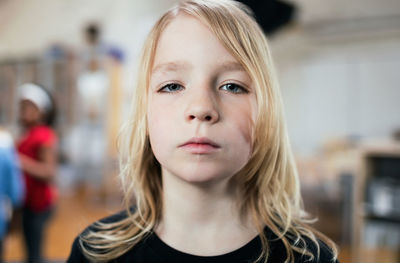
[17,125,58,212]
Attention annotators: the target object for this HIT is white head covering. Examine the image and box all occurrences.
[19,83,52,113]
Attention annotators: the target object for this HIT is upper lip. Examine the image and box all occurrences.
[180,137,220,148]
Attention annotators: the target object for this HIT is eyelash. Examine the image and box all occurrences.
[158,83,184,93]
[220,83,248,94]
[158,83,248,94]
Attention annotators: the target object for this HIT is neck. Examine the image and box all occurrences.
[155,169,257,256]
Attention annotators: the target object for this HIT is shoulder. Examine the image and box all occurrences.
[32,125,57,146]
[315,238,339,263]
[34,125,56,138]
[265,227,338,263]
[295,235,338,263]
[89,209,129,228]
[67,236,87,263]
[67,209,130,263]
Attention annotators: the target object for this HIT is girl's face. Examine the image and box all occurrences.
[147,14,257,185]
[19,99,42,126]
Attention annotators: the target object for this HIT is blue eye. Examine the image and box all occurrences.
[220,83,247,94]
[159,83,184,93]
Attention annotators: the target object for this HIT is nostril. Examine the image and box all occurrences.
[187,114,214,121]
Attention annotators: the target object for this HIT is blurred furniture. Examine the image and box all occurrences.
[353,140,400,263]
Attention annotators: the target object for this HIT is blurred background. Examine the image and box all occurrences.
[0,0,399,262]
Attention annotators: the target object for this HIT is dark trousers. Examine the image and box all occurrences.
[22,207,53,263]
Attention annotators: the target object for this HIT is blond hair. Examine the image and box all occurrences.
[80,0,337,262]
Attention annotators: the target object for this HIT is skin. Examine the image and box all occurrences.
[147,14,258,256]
[19,99,57,182]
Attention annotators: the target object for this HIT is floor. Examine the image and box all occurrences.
[3,190,122,262]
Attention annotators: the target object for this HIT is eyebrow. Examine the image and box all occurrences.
[152,61,191,74]
[218,61,246,72]
[151,61,246,74]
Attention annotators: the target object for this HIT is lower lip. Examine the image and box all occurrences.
[180,143,220,154]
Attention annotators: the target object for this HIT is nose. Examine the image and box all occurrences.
[185,88,219,124]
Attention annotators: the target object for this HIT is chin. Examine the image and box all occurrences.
[170,165,235,185]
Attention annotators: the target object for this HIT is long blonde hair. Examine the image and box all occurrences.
[80,0,337,262]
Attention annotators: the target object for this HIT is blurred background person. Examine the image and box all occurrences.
[70,23,109,199]
[17,83,58,263]
[0,127,24,263]
[65,22,124,203]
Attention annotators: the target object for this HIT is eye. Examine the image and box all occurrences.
[220,83,248,94]
[158,83,184,93]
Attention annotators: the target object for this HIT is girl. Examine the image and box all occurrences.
[68,0,338,262]
[17,83,58,263]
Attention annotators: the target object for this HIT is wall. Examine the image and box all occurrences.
[272,32,400,155]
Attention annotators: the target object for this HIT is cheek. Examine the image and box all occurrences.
[147,98,175,158]
[35,110,43,121]
[29,107,42,120]
[148,103,163,145]
[230,99,256,147]
[21,107,36,120]
[233,118,253,162]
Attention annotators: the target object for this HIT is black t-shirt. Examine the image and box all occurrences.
[67,211,338,263]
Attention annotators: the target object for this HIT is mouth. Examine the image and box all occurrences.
[179,137,221,154]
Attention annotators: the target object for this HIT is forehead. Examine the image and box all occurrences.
[21,99,36,107]
[152,14,241,71]
[20,99,40,112]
